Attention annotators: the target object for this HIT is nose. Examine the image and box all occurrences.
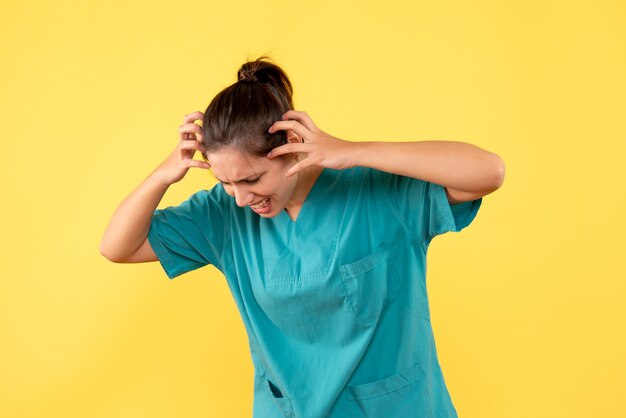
[233,187,255,207]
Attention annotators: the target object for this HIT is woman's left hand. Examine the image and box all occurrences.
[267,110,360,177]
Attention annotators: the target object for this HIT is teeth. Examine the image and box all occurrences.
[251,198,269,209]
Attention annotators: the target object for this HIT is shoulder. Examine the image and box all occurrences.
[338,165,386,185]
[159,183,233,218]
[348,166,427,191]
[191,183,232,205]
[337,166,397,204]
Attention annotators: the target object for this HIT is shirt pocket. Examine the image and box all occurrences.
[339,240,401,327]
[265,378,296,418]
[345,361,432,418]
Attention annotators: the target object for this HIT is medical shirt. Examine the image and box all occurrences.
[147,166,482,418]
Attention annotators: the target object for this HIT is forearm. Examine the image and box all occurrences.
[353,140,505,192]
[99,170,170,262]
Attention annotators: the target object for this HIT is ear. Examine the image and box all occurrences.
[284,130,302,162]
[286,130,302,144]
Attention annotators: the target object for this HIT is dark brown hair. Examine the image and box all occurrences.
[200,54,294,160]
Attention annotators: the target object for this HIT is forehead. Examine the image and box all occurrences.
[207,147,270,180]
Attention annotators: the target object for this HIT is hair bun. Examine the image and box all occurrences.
[237,68,258,83]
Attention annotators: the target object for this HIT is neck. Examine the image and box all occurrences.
[285,165,323,214]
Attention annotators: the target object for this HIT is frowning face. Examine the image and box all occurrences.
[207,146,300,217]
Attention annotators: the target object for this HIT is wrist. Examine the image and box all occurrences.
[350,141,375,169]
[147,169,173,190]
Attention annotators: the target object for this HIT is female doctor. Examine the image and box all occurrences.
[100,55,505,418]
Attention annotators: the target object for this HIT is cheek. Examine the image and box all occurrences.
[260,174,287,194]
[270,175,295,196]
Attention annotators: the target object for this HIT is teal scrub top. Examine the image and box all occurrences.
[147,166,482,418]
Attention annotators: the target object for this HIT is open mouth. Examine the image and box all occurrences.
[250,197,270,210]
[250,197,270,213]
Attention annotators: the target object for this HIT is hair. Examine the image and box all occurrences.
[200,54,294,161]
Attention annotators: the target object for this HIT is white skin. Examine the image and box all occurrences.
[179,110,503,217]
[175,110,358,221]
[100,110,501,263]
[206,138,323,221]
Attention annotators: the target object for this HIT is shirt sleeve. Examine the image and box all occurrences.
[147,185,231,279]
[371,168,482,247]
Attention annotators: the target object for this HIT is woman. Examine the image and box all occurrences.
[100,55,505,418]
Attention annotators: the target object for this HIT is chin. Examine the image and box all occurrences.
[251,205,280,218]
[260,208,281,218]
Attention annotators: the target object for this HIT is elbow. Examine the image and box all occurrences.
[99,241,123,263]
[99,243,115,262]
[490,153,506,190]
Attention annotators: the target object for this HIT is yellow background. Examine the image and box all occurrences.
[1,0,625,417]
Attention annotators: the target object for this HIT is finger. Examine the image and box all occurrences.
[285,158,315,177]
[266,142,310,159]
[180,131,199,142]
[179,123,204,141]
[187,159,211,169]
[281,110,317,132]
[183,111,204,124]
[268,120,311,140]
[179,123,202,134]
[179,140,204,150]
[179,140,205,152]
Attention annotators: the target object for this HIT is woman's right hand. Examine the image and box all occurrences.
[153,111,211,186]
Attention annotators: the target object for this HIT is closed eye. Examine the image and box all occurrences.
[219,176,261,186]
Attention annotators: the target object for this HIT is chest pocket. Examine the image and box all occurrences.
[339,240,402,327]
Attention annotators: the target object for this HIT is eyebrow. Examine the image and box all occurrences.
[213,172,265,184]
